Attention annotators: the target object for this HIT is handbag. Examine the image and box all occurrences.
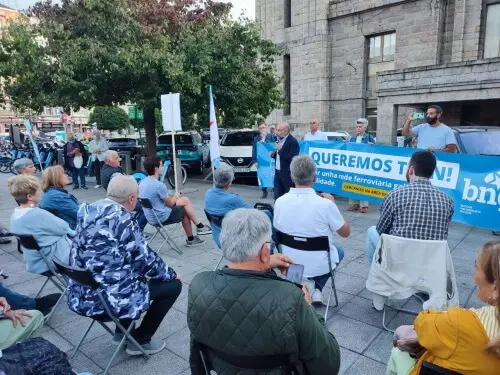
[73,154,83,169]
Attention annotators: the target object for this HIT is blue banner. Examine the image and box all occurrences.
[257,143,276,188]
[257,141,500,230]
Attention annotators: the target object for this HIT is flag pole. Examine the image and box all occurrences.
[169,93,179,193]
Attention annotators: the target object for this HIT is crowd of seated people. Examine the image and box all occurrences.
[0,146,499,375]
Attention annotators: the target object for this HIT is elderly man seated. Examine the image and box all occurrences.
[205,167,275,248]
[12,158,36,175]
[68,175,182,355]
[274,155,350,305]
[188,208,341,374]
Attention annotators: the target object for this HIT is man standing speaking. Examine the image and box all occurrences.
[270,122,299,200]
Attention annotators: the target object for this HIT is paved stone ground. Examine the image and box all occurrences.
[0,173,495,375]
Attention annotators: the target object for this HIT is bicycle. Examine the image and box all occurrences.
[131,149,187,189]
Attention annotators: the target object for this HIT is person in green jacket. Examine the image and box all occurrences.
[187,208,341,375]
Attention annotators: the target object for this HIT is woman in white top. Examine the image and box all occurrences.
[87,129,108,188]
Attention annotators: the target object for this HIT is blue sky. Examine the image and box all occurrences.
[9,0,255,19]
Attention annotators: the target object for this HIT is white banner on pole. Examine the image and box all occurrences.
[161,94,182,132]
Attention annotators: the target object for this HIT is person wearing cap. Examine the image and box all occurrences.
[346,118,375,213]
[12,158,36,176]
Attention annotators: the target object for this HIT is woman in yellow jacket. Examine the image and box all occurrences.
[387,240,500,375]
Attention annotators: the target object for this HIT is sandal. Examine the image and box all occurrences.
[348,204,360,211]
[360,206,369,213]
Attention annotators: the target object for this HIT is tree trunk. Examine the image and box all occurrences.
[144,106,157,156]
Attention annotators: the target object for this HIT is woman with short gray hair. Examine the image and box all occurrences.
[347,118,376,213]
[12,158,36,175]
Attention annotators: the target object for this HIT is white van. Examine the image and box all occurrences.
[219,129,259,177]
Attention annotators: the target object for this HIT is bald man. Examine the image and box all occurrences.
[269,122,300,200]
[304,118,328,141]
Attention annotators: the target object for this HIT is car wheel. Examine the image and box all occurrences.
[194,159,204,175]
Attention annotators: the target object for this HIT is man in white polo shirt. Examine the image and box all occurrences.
[303,118,328,141]
[274,155,350,304]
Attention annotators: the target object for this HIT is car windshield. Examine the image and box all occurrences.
[107,138,137,146]
[221,132,258,146]
[157,134,193,145]
[458,131,500,155]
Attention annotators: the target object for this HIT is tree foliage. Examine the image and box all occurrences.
[0,0,283,155]
[88,106,129,132]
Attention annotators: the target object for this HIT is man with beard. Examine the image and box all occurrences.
[365,151,454,265]
[402,105,457,153]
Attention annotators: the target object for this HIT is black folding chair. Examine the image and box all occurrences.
[420,361,462,375]
[276,231,340,321]
[16,235,67,324]
[204,210,225,271]
[138,197,182,254]
[52,258,149,375]
[195,341,298,375]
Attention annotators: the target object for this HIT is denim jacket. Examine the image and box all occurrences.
[349,133,375,144]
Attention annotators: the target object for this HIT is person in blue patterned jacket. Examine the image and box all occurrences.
[67,175,181,356]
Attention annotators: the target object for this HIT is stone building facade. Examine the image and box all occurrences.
[256,0,500,143]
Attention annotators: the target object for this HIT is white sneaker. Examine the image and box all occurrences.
[302,279,315,295]
[311,289,323,305]
[94,185,101,188]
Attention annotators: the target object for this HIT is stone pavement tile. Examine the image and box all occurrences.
[337,258,371,278]
[327,314,381,353]
[55,316,111,346]
[165,326,191,360]
[451,247,478,262]
[42,326,74,353]
[338,296,398,329]
[154,308,188,340]
[70,352,103,375]
[312,290,356,319]
[450,257,475,274]
[109,350,189,375]
[173,296,188,314]
[447,238,463,250]
[364,330,394,364]
[185,251,223,269]
[178,370,191,375]
[80,332,129,369]
[465,290,485,309]
[456,236,490,250]
[334,272,368,295]
[344,356,387,375]
[181,268,211,285]
[0,252,42,287]
[338,347,362,375]
[456,271,476,289]
[47,303,86,329]
[8,272,59,297]
[159,256,204,276]
[384,312,416,331]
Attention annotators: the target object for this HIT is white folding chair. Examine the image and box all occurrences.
[138,197,182,254]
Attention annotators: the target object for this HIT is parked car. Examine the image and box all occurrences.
[201,127,226,141]
[451,126,500,155]
[107,137,144,159]
[322,131,350,142]
[219,129,259,177]
[157,131,210,174]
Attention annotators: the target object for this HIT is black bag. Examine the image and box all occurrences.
[0,337,74,375]
[254,202,274,216]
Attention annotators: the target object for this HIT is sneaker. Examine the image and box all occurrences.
[0,238,12,245]
[35,293,62,314]
[73,186,79,190]
[196,224,212,236]
[112,332,125,345]
[94,185,101,189]
[126,339,166,356]
[302,279,316,294]
[82,186,88,190]
[311,289,323,305]
[0,229,13,237]
[261,191,268,199]
[186,236,206,247]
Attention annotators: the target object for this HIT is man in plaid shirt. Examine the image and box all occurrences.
[366,150,454,263]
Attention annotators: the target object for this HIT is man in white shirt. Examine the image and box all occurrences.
[274,155,350,304]
[303,118,328,141]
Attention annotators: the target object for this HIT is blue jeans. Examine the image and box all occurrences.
[366,226,380,264]
[71,167,86,188]
[0,282,35,310]
[311,247,344,291]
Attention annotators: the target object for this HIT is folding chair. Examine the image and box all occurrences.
[276,231,339,321]
[204,210,225,271]
[194,340,298,375]
[420,361,462,375]
[138,197,182,254]
[16,235,67,324]
[52,258,149,375]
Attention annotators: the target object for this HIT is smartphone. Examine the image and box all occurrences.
[412,113,425,120]
[286,264,304,284]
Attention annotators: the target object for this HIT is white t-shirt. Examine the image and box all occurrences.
[273,188,345,277]
[303,130,328,141]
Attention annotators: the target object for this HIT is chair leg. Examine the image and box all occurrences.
[35,278,50,298]
[71,320,96,359]
[166,224,182,254]
[44,291,66,326]
[324,288,333,321]
[214,255,223,271]
[331,272,339,308]
[382,306,394,333]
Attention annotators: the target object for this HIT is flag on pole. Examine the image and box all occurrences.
[209,85,220,167]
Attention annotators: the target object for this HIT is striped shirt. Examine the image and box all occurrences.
[470,306,500,340]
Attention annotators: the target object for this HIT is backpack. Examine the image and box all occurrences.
[0,337,74,375]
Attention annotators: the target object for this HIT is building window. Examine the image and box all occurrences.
[368,32,396,63]
[485,3,500,58]
[284,0,291,28]
[283,54,291,116]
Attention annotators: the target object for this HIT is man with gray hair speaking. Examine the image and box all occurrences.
[188,208,341,374]
[274,155,350,305]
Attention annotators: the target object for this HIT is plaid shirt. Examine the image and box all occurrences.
[376,178,454,240]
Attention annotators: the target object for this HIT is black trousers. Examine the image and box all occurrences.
[119,278,182,344]
[93,160,104,185]
[274,172,293,200]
